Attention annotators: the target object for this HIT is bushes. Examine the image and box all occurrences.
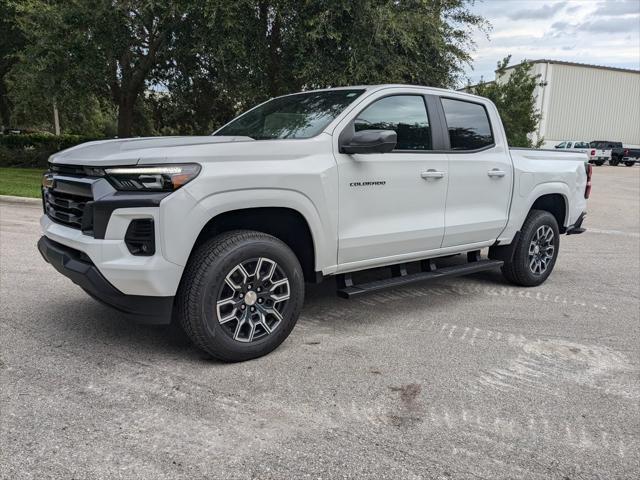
[0,134,102,168]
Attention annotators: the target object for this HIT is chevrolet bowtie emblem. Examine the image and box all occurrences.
[42,174,55,189]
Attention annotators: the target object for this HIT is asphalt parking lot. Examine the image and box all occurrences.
[1,166,638,479]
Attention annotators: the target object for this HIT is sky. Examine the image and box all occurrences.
[464,0,640,85]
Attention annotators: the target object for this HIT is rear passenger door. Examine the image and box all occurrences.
[439,97,513,247]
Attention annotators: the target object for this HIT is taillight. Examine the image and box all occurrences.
[584,163,592,199]
[590,149,596,156]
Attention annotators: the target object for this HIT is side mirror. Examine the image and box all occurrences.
[340,129,397,154]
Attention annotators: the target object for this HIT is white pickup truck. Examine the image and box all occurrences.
[38,85,590,361]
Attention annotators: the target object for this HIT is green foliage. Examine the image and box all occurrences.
[0,166,45,198]
[10,0,192,137]
[472,56,544,148]
[0,0,26,128]
[0,133,98,168]
[162,0,488,134]
[6,0,487,137]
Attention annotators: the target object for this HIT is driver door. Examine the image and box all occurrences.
[333,93,449,270]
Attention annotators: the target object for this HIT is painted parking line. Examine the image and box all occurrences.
[587,228,640,238]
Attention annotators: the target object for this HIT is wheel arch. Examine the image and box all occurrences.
[520,182,570,231]
[167,188,333,283]
[529,193,568,233]
[192,206,318,281]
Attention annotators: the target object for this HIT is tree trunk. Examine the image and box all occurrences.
[53,100,60,135]
[266,11,282,97]
[117,94,136,137]
[0,79,11,129]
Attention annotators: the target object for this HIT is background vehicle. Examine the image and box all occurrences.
[621,147,640,167]
[588,141,639,166]
[554,141,591,154]
[589,140,621,166]
[38,85,589,362]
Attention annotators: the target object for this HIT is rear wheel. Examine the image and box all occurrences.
[609,157,619,166]
[625,161,635,167]
[501,210,560,287]
[594,160,605,166]
[177,230,304,362]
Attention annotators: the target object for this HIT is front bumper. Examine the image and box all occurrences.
[40,212,184,297]
[38,236,174,324]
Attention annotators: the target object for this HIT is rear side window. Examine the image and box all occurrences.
[574,142,589,148]
[441,98,494,150]
[354,95,432,150]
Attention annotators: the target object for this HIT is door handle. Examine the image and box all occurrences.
[487,168,506,177]
[421,169,445,179]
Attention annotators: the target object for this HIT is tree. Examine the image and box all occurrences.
[0,0,25,129]
[12,0,192,137]
[472,56,545,147]
[163,0,488,133]
[9,0,487,136]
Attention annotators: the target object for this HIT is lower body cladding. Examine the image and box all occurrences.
[39,202,183,324]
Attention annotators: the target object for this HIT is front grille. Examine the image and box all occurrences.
[43,187,92,230]
[49,164,88,176]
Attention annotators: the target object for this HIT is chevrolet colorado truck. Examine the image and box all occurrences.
[38,85,590,362]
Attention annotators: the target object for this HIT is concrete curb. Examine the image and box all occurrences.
[0,195,41,205]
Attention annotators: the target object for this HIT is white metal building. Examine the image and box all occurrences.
[498,59,640,148]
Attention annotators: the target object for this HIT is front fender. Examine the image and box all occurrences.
[159,187,334,272]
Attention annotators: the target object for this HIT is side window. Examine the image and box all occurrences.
[441,98,494,150]
[556,142,566,148]
[566,142,573,148]
[354,95,432,150]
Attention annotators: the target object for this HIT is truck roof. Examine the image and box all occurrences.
[281,84,487,102]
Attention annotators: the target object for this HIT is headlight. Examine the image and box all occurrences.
[103,164,201,191]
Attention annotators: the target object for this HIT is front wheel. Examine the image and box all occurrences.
[501,210,560,287]
[176,230,305,362]
[625,161,636,167]
[594,160,605,166]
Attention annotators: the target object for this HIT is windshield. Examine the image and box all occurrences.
[214,89,365,140]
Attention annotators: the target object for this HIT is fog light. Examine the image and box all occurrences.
[125,219,155,256]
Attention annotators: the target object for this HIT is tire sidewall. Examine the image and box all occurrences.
[195,235,304,360]
[514,212,560,286]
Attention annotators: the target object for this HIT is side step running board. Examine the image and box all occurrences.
[336,259,504,299]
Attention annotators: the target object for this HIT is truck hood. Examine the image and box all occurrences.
[49,136,254,166]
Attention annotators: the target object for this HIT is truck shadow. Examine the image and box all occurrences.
[40,262,511,363]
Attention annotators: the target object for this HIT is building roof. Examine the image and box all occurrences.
[501,59,640,75]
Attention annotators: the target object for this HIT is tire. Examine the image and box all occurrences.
[176,230,305,362]
[609,157,619,166]
[501,210,560,287]
[625,161,635,167]
[594,160,604,166]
